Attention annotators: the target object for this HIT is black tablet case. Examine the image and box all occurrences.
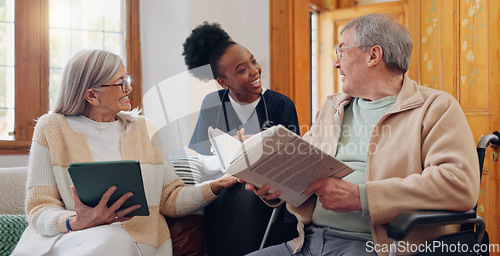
[69,160,150,216]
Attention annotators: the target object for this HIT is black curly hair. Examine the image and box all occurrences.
[182,22,236,81]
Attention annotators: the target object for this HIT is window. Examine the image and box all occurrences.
[310,10,318,124]
[49,0,126,110]
[0,0,141,154]
[0,0,14,141]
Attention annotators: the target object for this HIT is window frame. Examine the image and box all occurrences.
[0,0,142,155]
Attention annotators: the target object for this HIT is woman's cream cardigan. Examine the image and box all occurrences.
[19,113,217,255]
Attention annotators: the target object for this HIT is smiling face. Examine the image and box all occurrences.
[86,64,132,121]
[98,64,131,112]
[217,44,262,103]
[334,28,371,98]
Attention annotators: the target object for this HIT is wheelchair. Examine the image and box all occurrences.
[258,132,498,255]
[386,131,499,256]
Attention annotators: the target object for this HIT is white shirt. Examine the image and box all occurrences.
[66,115,125,162]
[228,88,267,123]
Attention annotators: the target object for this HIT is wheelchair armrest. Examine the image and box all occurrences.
[387,210,476,241]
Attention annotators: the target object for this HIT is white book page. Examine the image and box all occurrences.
[208,127,240,171]
[208,126,278,171]
[229,126,277,164]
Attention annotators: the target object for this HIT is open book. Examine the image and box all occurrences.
[208,125,353,207]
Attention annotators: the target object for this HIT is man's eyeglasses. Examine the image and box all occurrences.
[335,44,371,60]
[99,75,132,92]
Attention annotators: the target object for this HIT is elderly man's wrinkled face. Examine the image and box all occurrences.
[334,28,370,98]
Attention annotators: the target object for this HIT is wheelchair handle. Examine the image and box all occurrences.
[477,133,499,149]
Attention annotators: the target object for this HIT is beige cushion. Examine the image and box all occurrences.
[0,167,27,215]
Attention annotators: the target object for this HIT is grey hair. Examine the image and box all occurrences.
[341,13,413,74]
[53,49,124,115]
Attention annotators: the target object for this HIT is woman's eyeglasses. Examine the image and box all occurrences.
[99,75,132,92]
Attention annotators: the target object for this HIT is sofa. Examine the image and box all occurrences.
[0,167,29,256]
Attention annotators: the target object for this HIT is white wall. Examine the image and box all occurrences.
[188,0,270,89]
[0,0,271,167]
[140,0,270,92]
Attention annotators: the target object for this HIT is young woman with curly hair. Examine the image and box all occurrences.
[183,22,300,256]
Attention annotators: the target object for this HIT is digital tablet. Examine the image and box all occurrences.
[69,160,150,217]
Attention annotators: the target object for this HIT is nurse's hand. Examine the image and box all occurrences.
[234,128,253,142]
[242,181,281,201]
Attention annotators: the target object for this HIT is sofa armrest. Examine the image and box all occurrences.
[0,167,28,215]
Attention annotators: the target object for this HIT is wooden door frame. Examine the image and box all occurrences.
[126,0,142,111]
